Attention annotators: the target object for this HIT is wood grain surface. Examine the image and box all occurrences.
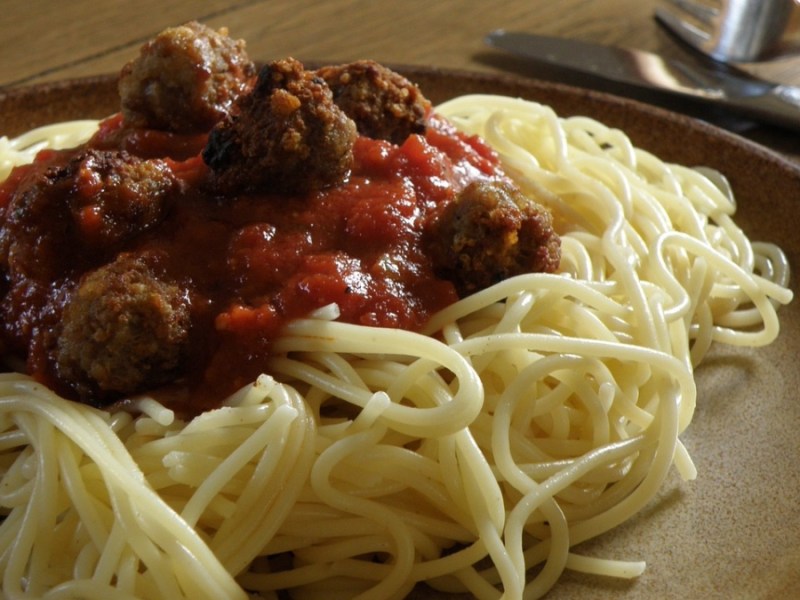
[3,0,799,156]
[1,0,661,88]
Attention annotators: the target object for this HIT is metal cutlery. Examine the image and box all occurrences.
[655,0,800,63]
[485,29,800,130]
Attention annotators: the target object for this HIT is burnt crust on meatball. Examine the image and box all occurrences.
[426,179,561,296]
[119,21,256,133]
[55,254,191,404]
[317,60,430,145]
[203,57,357,195]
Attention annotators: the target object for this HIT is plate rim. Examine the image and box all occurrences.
[2,66,800,178]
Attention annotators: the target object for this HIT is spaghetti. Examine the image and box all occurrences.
[0,94,792,600]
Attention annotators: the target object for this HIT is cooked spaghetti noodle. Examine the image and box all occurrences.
[0,94,792,600]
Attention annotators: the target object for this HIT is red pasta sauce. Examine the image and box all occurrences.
[0,112,504,413]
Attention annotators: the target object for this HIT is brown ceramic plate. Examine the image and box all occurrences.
[1,69,798,599]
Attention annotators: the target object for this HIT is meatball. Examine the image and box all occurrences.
[119,21,256,133]
[317,60,430,144]
[55,255,191,404]
[426,179,560,296]
[0,149,177,281]
[67,150,178,249]
[202,57,357,195]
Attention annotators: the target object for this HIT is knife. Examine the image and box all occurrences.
[485,30,800,131]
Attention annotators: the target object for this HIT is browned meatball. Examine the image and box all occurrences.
[55,255,191,404]
[317,60,430,144]
[426,179,561,296]
[0,149,177,281]
[119,21,256,133]
[67,150,179,249]
[203,57,357,194]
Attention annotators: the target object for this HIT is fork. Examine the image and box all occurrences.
[655,0,800,63]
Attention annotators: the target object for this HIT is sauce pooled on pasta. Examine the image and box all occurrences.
[0,23,560,413]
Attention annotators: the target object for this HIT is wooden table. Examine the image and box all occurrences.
[2,0,799,155]
[1,0,672,88]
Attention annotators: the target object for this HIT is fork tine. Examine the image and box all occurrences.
[662,0,720,26]
[655,6,712,50]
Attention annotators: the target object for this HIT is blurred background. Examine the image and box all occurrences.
[3,0,800,150]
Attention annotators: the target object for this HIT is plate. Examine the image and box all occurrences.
[1,68,798,599]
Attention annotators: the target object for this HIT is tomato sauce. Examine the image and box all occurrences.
[0,113,504,413]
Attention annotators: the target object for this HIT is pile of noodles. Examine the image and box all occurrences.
[0,95,791,600]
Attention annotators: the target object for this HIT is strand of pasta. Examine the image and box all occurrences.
[271,320,484,438]
[3,384,248,599]
[0,121,99,180]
